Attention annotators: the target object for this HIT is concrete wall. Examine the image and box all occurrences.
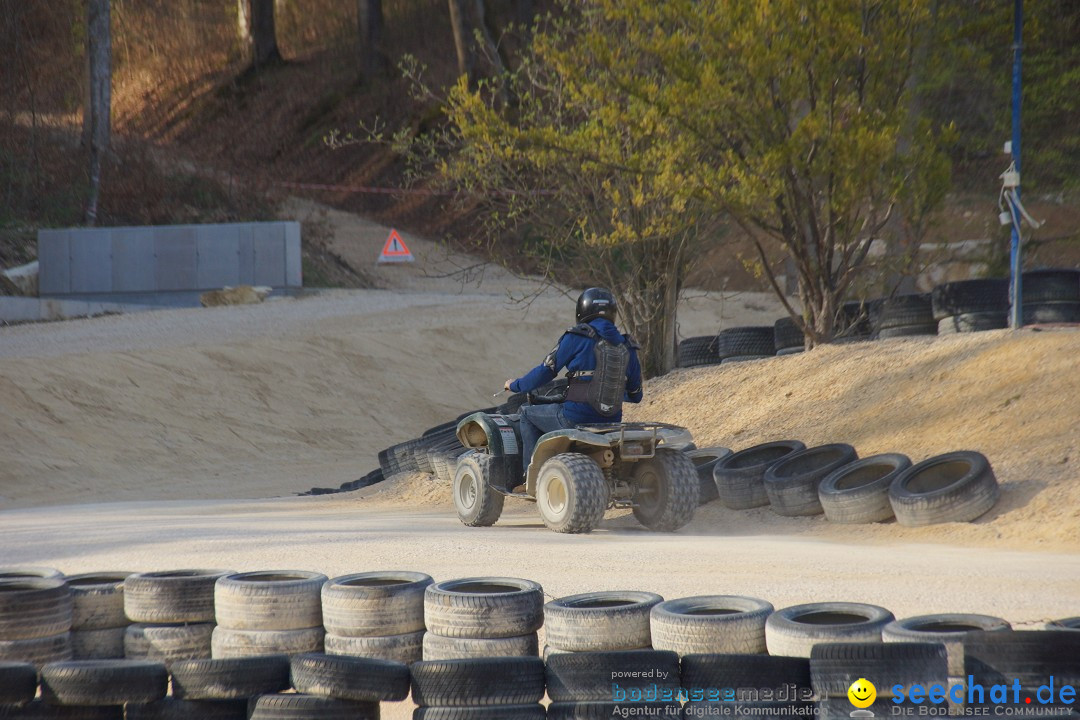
[38,222,301,296]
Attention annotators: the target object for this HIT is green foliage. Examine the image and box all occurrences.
[396,0,956,356]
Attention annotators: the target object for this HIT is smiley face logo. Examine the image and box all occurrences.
[848,678,877,708]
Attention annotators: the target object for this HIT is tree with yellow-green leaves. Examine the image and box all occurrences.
[399,0,952,370]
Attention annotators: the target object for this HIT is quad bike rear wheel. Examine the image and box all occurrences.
[631,449,698,531]
[536,453,608,534]
[453,453,505,527]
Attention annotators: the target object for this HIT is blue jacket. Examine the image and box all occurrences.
[510,318,643,423]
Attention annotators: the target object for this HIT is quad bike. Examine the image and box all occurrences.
[451,381,698,534]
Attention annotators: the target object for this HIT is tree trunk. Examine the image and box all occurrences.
[448,0,474,83]
[357,0,385,79]
[84,0,111,227]
[239,0,281,68]
[237,0,252,51]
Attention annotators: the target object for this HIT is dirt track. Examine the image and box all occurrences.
[3,479,1077,626]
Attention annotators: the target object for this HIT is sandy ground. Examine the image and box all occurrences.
[0,202,1077,720]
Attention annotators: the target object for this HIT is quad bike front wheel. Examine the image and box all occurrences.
[631,449,698,532]
[536,453,608,534]
[453,452,505,527]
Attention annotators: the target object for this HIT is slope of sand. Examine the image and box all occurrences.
[627,328,1080,552]
[0,283,784,508]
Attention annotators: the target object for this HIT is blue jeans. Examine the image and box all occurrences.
[518,403,573,476]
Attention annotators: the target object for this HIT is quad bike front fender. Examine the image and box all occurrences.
[525,429,612,496]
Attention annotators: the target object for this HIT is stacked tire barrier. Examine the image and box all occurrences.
[124,570,229,666]
[682,653,814,720]
[68,572,132,660]
[323,571,432,663]
[711,441,805,510]
[0,575,73,667]
[546,650,681,719]
[685,447,732,505]
[933,278,1009,334]
[211,571,326,659]
[706,440,1000,527]
[422,577,543,661]
[1022,269,1080,324]
[2,568,1079,719]
[650,595,773,655]
[811,641,948,718]
[544,591,662,656]
[677,268,1080,370]
[875,293,936,338]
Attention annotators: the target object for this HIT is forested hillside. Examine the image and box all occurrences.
[1,1,1078,285]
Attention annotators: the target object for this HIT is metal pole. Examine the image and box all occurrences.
[1009,0,1023,329]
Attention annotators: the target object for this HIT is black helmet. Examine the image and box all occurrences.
[576,287,617,323]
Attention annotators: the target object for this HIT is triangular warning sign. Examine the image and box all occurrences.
[377,228,414,263]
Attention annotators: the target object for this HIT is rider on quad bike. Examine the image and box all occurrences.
[503,287,644,481]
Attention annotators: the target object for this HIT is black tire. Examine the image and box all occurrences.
[677,336,720,368]
[544,591,663,652]
[535,452,608,534]
[773,317,805,352]
[0,578,72,641]
[170,655,291,700]
[764,444,858,517]
[776,346,804,356]
[0,567,63,582]
[422,631,538,660]
[124,570,233,625]
[414,705,547,720]
[410,657,546,706]
[889,451,1000,527]
[424,578,543,640]
[0,661,37,704]
[40,660,167,705]
[818,453,911,524]
[680,654,811,695]
[713,441,805,510]
[963,630,1080,687]
[210,627,323,659]
[1021,269,1080,303]
[290,652,410,702]
[453,452,505,527]
[810,642,947,698]
[650,595,774,655]
[125,699,249,720]
[123,623,213,665]
[248,694,379,720]
[716,327,776,360]
[71,628,124,660]
[324,630,424,664]
[877,293,934,329]
[65,573,131,631]
[550,702,682,719]
[686,702,815,719]
[687,447,733,505]
[937,311,1008,334]
[0,632,73,667]
[877,324,938,338]
[883,613,1011,676]
[631,449,698,532]
[840,300,877,337]
[1023,301,1080,324]
[932,279,1009,319]
[545,650,680,701]
[322,571,431,638]
[214,571,327,632]
[765,602,895,658]
[0,701,123,719]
